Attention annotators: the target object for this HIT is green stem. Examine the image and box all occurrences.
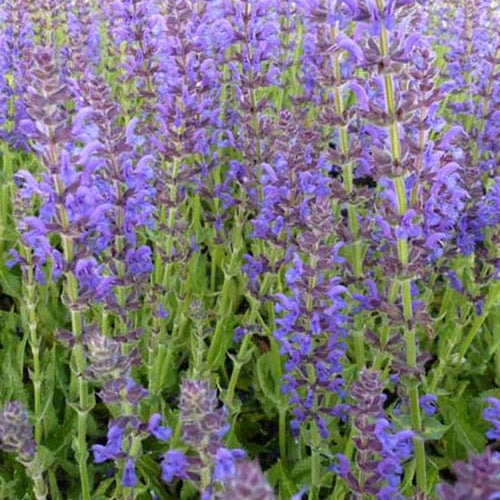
[226,332,253,408]
[22,254,43,446]
[57,199,92,500]
[200,461,212,498]
[71,310,92,500]
[354,329,366,370]
[308,421,321,500]
[405,328,426,492]
[27,459,47,500]
[279,405,287,463]
[376,1,426,489]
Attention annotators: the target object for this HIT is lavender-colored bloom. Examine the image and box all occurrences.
[374,418,415,460]
[75,258,114,302]
[377,486,405,500]
[273,197,348,436]
[458,177,500,256]
[147,414,172,442]
[483,397,500,441]
[290,488,308,500]
[437,448,500,500]
[0,401,36,464]
[11,46,120,301]
[330,453,351,478]
[99,376,148,407]
[161,379,244,492]
[0,0,32,150]
[336,370,414,498]
[160,450,189,483]
[125,246,154,278]
[92,425,124,464]
[419,394,438,417]
[213,447,246,482]
[84,327,139,381]
[215,460,276,500]
[122,458,138,488]
[65,0,101,74]
[180,379,230,454]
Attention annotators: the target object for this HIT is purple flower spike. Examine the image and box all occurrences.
[180,379,230,454]
[437,448,500,500]
[215,460,276,500]
[341,370,415,496]
[0,402,36,464]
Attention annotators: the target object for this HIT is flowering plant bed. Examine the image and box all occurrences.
[0,1,498,499]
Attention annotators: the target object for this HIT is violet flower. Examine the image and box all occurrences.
[483,397,500,441]
[275,197,348,438]
[92,404,172,489]
[102,0,160,125]
[147,413,172,442]
[122,458,138,488]
[161,450,189,483]
[214,460,276,500]
[213,447,246,482]
[0,401,36,463]
[82,326,140,381]
[179,379,231,454]
[437,447,500,500]
[161,379,245,494]
[14,46,115,301]
[334,370,414,499]
[0,0,33,150]
[199,0,282,209]
[419,394,438,417]
[0,402,47,499]
[92,425,124,464]
[64,0,101,77]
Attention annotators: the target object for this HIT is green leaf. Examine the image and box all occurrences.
[0,268,21,300]
[256,352,279,405]
[422,418,451,440]
[37,445,55,471]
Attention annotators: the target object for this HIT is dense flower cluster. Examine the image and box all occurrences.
[334,370,415,500]
[92,409,171,488]
[0,1,498,500]
[214,460,275,500]
[161,379,245,497]
[437,448,500,500]
[0,401,36,463]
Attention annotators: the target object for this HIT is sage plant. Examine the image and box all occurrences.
[0,2,499,500]
[334,370,415,500]
[161,379,245,498]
